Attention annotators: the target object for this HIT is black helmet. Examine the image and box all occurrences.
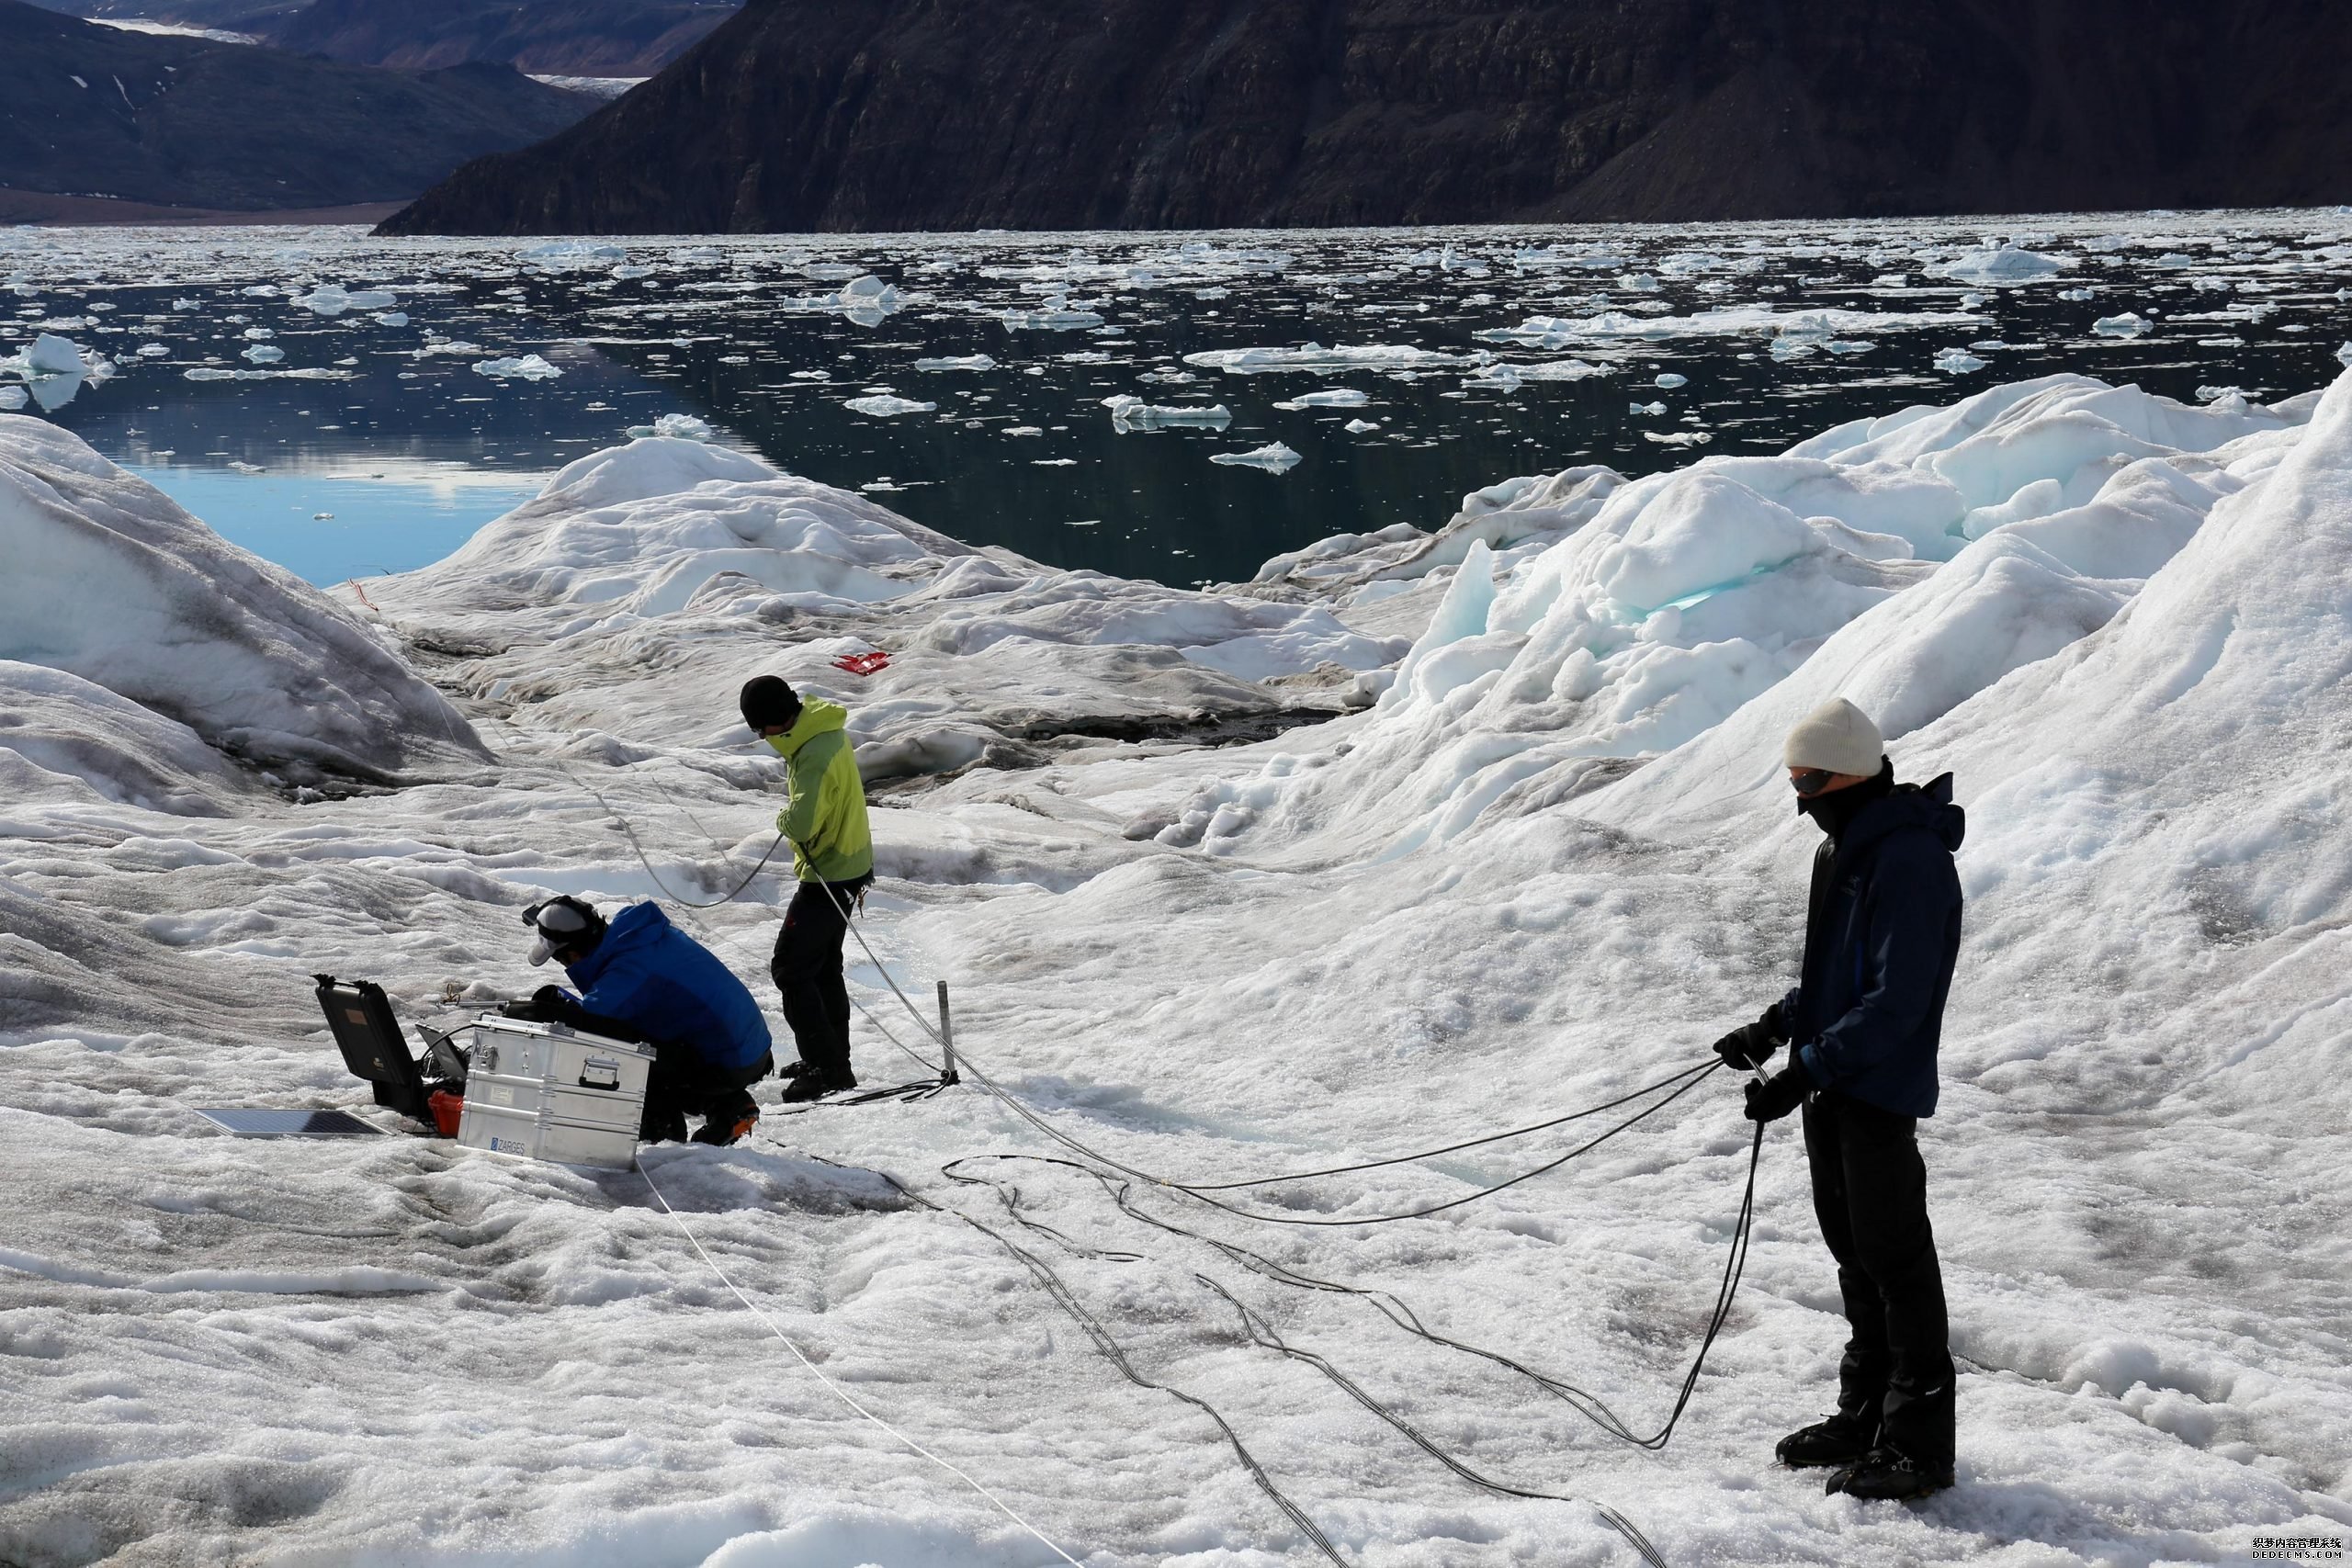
[740,674,802,733]
[523,896,606,967]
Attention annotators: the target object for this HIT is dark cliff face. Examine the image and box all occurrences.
[380,0,2352,237]
[0,1,598,213]
[259,0,739,76]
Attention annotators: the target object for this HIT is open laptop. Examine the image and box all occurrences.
[311,974,435,1122]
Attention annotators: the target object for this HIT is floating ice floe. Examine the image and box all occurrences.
[413,341,484,359]
[2094,313,2153,338]
[1001,297,1104,331]
[843,394,936,418]
[1271,388,1369,410]
[472,355,561,380]
[1102,395,1231,432]
[912,355,996,372]
[1343,418,1380,433]
[1934,348,1987,374]
[1209,442,1302,472]
[1480,303,1979,351]
[623,413,716,442]
[293,285,398,317]
[1630,400,1665,415]
[786,275,908,326]
[1184,344,1468,374]
[1655,373,1688,389]
[1,333,101,412]
[1937,243,2068,283]
[242,344,285,365]
[372,311,410,327]
[517,241,628,271]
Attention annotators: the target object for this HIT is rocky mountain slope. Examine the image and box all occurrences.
[261,0,734,76]
[380,0,2352,236]
[17,0,734,73]
[0,0,596,215]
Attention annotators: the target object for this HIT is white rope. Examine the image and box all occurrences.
[637,1160,1086,1568]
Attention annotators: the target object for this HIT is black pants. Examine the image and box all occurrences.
[1802,1089,1955,1468]
[769,874,871,1079]
[640,1048,773,1142]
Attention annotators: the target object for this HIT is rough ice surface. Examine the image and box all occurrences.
[0,415,486,781]
[4,363,2351,1568]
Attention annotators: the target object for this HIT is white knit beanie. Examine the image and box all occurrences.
[1783,697,1884,777]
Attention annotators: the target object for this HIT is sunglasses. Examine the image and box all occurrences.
[1789,768,1836,797]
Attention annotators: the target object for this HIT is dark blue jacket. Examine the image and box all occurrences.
[1783,777,1964,1118]
[563,903,772,1073]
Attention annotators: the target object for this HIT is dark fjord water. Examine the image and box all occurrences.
[6,215,2348,589]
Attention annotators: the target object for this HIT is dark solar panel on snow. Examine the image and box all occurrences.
[195,1109,386,1138]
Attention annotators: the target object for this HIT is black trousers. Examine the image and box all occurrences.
[1802,1089,1956,1467]
[769,874,872,1079]
[640,1048,772,1142]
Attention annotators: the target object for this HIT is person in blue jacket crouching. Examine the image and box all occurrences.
[1714,696,1964,1503]
[509,896,775,1146]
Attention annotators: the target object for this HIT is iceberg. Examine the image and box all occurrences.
[1209,442,1302,471]
[1102,395,1232,431]
[293,286,399,317]
[472,355,562,380]
[1270,388,1369,410]
[843,394,937,417]
[913,355,996,372]
[2093,313,2153,338]
[1937,243,2068,283]
[1184,344,1469,374]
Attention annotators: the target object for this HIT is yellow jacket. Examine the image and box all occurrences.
[764,699,873,883]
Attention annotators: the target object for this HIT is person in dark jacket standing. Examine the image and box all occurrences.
[741,675,876,1103]
[1715,696,1964,1501]
[511,896,775,1145]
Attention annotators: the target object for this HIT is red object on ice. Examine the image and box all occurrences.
[428,1090,465,1138]
[831,650,892,676]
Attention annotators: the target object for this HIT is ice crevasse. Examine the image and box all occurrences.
[1156,374,2319,859]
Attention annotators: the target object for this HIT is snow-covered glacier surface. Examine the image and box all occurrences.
[3,364,2349,1567]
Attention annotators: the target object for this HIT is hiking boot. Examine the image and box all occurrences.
[775,1059,812,1080]
[1825,1447,1954,1501]
[691,1097,761,1146]
[778,1069,856,1104]
[1775,1412,1877,1470]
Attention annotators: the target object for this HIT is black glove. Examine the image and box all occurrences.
[1744,1058,1813,1123]
[1713,1001,1786,1071]
[498,985,570,1022]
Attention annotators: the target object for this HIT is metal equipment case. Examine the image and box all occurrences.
[455,1016,656,1170]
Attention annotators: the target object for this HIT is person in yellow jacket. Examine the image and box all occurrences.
[741,675,875,1102]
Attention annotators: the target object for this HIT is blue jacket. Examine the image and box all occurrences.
[1783,777,1965,1118]
[563,903,772,1073]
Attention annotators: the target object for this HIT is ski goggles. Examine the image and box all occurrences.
[1788,767,1837,797]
